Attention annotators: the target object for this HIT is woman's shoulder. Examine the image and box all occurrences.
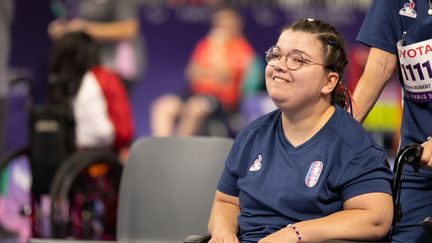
[329,106,384,153]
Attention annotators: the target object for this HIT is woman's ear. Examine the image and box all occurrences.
[321,71,339,95]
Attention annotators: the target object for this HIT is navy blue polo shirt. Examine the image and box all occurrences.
[217,106,393,242]
[357,0,432,176]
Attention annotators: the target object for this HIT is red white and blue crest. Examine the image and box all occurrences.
[305,161,323,188]
[399,0,417,18]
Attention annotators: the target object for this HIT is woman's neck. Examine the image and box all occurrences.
[281,104,335,147]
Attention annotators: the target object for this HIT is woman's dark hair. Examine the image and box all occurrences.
[48,31,100,100]
[284,18,350,110]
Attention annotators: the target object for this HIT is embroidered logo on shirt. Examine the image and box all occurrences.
[249,154,263,172]
[305,161,323,188]
[399,0,417,18]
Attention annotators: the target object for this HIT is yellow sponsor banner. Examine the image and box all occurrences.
[363,102,401,132]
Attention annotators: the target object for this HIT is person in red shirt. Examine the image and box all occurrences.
[150,7,257,136]
[48,31,134,152]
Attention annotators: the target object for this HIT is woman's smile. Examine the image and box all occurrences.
[272,75,291,84]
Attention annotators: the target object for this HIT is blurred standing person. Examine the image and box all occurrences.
[354,0,432,242]
[150,7,259,137]
[47,0,146,92]
[0,0,13,156]
[0,2,34,241]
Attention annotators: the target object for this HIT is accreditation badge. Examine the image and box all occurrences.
[397,38,432,102]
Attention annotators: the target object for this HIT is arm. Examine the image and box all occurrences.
[208,190,240,243]
[186,61,231,85]
[48,18,138,42]
[352,47,397,123]
[67,18,139,42]
[259,192,393,243]
[73,72,114,148]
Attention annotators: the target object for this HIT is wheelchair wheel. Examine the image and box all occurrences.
[50,149,122,240]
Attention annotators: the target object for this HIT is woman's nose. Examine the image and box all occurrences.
[272,57,288,72]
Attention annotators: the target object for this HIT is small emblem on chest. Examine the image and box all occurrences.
[305,161,323,188]
[249,154,263,172]
[399,0,417,18]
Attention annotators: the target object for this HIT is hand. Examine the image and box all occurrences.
[420,137,432,168]
[258,227,298,243]
[48,18,68,39]
[67,18,87,32]
[209,231,239,243]
[47,18,87,40]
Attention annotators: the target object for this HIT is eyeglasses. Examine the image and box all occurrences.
[265,46,330,71]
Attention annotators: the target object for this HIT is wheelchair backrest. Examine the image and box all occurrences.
[29,103,75,195]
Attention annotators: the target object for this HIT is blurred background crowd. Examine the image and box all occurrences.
[2,0,400,151]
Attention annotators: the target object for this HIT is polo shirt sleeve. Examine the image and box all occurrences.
[340,147,394,202]
[356,0,399,55]
[217,137,241,197]
[73,71,114,148]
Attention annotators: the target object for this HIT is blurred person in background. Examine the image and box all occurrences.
[150,7,259,137]
[0,0,13,157]
[47,0,146,93]
[49,31,134,158]
[0,2,31,241]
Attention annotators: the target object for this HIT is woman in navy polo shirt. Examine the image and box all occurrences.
[207,18,394,243]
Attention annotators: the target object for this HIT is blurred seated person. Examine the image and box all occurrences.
[208,18,394,243]
[150,7,259,137]
[48,31,134,157]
